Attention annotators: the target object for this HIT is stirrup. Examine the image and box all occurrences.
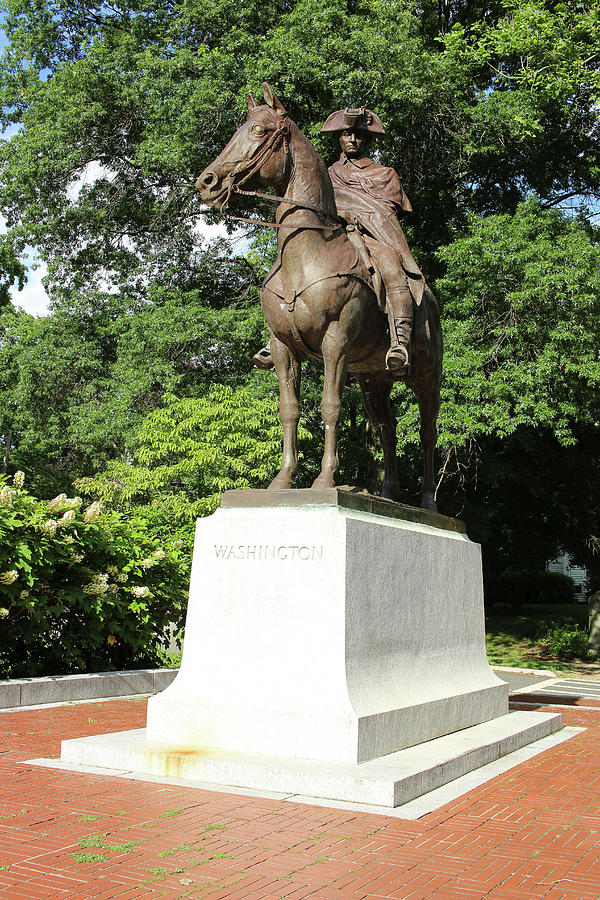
[385,343,410,374]
[253,346,274,370]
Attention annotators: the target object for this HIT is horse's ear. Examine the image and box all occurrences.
[262,82,286,116]
[248,92,259,111]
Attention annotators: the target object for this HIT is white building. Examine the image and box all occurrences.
[547,553,588,602]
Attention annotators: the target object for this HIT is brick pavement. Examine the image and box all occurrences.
[0,695,599,900]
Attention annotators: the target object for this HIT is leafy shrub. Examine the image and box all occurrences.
[536,572,578,605]
[536,619,591,661]
[75,385,313,555]
[486,570,576,608]
[0,472,188,678]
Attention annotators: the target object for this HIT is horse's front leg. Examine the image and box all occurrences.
[312,323,348,490]
[268,335,301,491]
[357,374,400,501]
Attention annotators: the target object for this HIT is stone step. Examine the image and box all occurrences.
[60,709,562,808]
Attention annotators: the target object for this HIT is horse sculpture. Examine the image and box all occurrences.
[197,84,442,511]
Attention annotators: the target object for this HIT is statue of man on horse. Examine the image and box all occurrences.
[197,84,442,510]
[254,104,424,376]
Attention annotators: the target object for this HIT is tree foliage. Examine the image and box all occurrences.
[0,234,25,307]
[437,201,600,448]
[0,0,598,591]
[76,384,313,551]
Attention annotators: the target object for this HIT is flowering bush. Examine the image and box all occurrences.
[0,472,188,678]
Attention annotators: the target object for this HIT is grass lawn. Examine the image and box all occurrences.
[485,602,590,672]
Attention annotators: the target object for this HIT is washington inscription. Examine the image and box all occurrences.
[214,544,324,561]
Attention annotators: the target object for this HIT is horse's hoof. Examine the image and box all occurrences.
[381,484,400,502]
[268,476,293,491]
[311,476,336,490]
[253,347,274,370]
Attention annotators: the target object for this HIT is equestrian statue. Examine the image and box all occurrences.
[197,83,442,511]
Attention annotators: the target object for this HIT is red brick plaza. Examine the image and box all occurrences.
[1,693,599,900]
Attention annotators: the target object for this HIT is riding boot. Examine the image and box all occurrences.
[253,339,274,370]
[385,288,413,373]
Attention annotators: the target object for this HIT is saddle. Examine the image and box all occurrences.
[262,226,431,350]
[261,233,373,312]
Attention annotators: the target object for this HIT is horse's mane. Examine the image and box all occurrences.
[287,120,337,220]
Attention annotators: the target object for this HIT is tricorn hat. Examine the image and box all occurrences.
[320,106,385,136]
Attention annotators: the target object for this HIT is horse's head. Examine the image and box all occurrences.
[197,83,292,208]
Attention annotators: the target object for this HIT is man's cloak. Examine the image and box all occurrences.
[329,153,425,303]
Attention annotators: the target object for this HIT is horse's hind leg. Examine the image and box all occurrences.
[268,336,301,491]
[312,323,348,489]
[357,374,400,501]
[414,369,440,512]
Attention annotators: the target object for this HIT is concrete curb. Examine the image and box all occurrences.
[0,668,178,709]
[492,665,557,677]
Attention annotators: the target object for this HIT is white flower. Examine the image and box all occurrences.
[117,573,128,583]
[83,500,102,522]
[72,497,83,508]
[0,486,13,506]
[0,607,8,618]
[19,590,29,599]
[42,519,58,537]
[151,549,166,560]
[61,509,77,524]
[72,553,84,563]
[62,535,74,545]
[47,493,67,510]
[82,574,109,597]
[106,565,118,576]
[140,558,156,570]
[131,585,149,598]
[173,539,183,549]
[12,471,25,489]
[0,570,19,585]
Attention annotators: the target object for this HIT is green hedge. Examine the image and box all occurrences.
[485,570,576,608]
[0,472,188,678]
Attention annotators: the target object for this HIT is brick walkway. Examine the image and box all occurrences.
[1,695,599,900]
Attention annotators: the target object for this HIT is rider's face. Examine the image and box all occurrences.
[339,129,369,158]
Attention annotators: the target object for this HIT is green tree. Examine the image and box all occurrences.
[0,234,25,307]
[2,0,598,289]
[429,202,600,585]
[0,0,598,586]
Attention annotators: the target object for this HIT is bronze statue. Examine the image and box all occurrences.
[255,105,424,374]
[197,84,442,510]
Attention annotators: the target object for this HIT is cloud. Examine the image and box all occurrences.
[1,167,252,318]
[0,214,50,316]
[66,160,116,202]
[10,258,50,317]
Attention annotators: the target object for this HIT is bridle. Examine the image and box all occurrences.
[217,114,291,212]
[210,113,344,233]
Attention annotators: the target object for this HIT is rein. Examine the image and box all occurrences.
[211,114,345,233]
[219,188,345,232]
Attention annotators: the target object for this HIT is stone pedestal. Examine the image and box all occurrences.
[60,490,562,808]
[146,490,507,763]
